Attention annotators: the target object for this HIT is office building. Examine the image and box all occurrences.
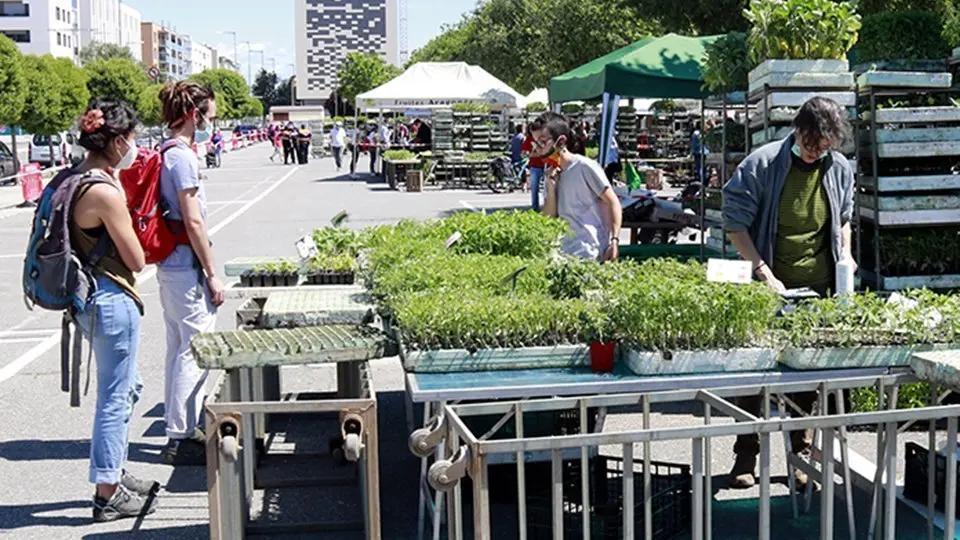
[141,21,188,81]
[0,0,79,60]
[77,0,141,61]
[219,55,239,72]
[294,0,398,102]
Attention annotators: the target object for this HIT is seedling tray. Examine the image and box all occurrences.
[224,257,301,277]
[190,325,391,369]
[240,270,300,287]
[400,337,590,373]
[624,347,778,375]
[780,344,954,370]
[260,288,374,328]
[305,270,356,285]
[860,269,960,291]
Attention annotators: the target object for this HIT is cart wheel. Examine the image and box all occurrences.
[428,460,458,491]
[329,436,347,465]
[409,427,437,458]
[343,433,362,462]
[219,435,239,462]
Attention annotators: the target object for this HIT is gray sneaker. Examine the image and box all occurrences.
[121,469,161,496]
[93,484,158,522]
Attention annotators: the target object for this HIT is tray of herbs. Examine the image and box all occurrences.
[240,261,300,287]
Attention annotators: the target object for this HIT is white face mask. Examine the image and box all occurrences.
[115,138,137,170]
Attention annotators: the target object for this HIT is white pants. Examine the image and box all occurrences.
[157,268,217,439]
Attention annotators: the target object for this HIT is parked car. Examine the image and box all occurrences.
[233,124,259,137]
[28,131,85,168]
[0,140,20,185]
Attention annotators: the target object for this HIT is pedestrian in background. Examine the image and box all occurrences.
[330,121,346,171]
[367,124,379,175]
[281,123,295,165]
[156,81,225,466]
[296,124,312,164]
[521,126,546,211]
[70,99,158,522]
[270,127,282,163]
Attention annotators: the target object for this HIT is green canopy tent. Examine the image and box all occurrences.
[549,33,721,165]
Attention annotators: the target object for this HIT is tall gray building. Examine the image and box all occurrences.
[295,0,398,103]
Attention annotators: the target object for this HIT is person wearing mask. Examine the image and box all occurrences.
[72,100,157,521]
[413,118,432,149]
[532,112,622,261]
[210,128,223,167]
[296,124,312,165]
[521,126,546,211]
[156,81,225,466]
[330,121,346,171]
[722,97,856,489]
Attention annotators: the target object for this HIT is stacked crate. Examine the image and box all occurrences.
[432,109,454,152]
[857,69,960,290]
[616,107,638,161]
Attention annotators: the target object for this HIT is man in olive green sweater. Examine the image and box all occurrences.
[721,97,856,489]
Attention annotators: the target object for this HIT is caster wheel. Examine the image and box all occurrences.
[409,427,435,458]
[329,436,347,465]
[219,435,239,462]
[343,433,362,462]
[428,460,457,492]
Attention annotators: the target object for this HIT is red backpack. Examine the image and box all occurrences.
[117,141,190,264]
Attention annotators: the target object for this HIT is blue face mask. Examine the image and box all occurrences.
[792,144,828,161]
[195,115,213,141]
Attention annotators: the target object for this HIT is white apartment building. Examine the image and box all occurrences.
[0,0,79,60]
[77,0,141,61]
[185,37,215,76]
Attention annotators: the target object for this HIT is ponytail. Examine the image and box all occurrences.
[159,81,215,128]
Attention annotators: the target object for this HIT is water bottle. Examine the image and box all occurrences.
[835,258,855,297]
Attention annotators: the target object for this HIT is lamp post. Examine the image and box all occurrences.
[267,58,276,73]
[219,30,238,73]
[253,49,264,77]
[242,40,252,86]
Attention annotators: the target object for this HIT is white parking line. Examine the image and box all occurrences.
[0,337,47,344]
[0,165,302,384]
[0,253,23,259]
[459,200,479,212]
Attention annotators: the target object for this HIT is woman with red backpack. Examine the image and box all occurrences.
[71,100,159,521]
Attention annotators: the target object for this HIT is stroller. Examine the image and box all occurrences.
[205,147,220,168]
[488,156,527,194]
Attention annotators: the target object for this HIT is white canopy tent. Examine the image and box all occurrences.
[355,62,525,111]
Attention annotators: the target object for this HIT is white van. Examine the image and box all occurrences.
[28,131,85,168]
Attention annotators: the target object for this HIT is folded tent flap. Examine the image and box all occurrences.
[190,324,395,370]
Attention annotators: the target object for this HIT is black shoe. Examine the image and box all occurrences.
[121,469,160,496]
[163,429,207,466]
[93,484,158,522]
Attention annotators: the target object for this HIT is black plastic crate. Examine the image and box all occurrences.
[239,270,298,287]
[904,441,960,514]
[464,407,596,441]
[527,456,691,540]
[305,270,355,285]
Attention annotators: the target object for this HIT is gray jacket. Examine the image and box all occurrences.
[721,134,854,266]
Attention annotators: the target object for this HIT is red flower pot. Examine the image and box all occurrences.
[590,341,616,373]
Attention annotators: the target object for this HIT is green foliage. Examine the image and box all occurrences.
[20,55,89,136]
[526,102,548,112]
[858,0,943,16]
[585,147,599,160]
[879,228,960,275]
[312,226,365,257]
[190,69,251,121]
[137,83,164,127]
[778,290,960,347]
[651,99,684,114]
[382,149,417,161]
[703,32,752,93]
[637,0,750,34]
[308,253,356,272]
[78,41,139,66]
[451,102,490,113]
[240,96,264,119]
[337,52,403,105]
[858,11,949,62]
[560,103,583,114]
[465,151,501,161]
[0,35,27,129]
[85,58,149,107]
[745,0,861,62]
[703,118,747,152]
[252,69,281,112]
[251,260,298,273]
[408,0,656,94]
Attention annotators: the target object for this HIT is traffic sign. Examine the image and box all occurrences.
[148,66,161,80]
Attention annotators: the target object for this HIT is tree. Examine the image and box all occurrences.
[137,83,164,127]
[85,57,149,107]
[240,96,264,119]
[632,0,748,34]
[78,41,137,66]
[336,52,402,105]
[408,0,657,93]
[276,76,293,107]
[49,57,91,129]
[252,69,280,111]
[190,68,251,120]
[0,35,27,165]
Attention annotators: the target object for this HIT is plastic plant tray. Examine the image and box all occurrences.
[261,288,374,328]
[623,347,778,375]
[400,338,590,373]
[781,344,955,370]
[191,325,390,369]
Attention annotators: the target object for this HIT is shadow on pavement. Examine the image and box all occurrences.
[80,523,209,539]
[0,440,166,464]
[0,499,91,529]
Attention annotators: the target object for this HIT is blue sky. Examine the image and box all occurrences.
[124,0,477,82]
